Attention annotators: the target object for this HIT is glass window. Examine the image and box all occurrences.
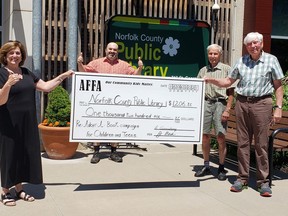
[272,0,288,38]
[0,0,2,45]
[0,0,2,25]
[271,0,288,75]
[271,39,288,75]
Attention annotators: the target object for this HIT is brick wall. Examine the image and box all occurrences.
[243,0,273,54]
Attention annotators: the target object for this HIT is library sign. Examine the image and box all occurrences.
[106,16,210,78]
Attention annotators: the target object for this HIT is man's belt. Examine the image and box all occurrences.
[205,97,226,102]
[237,94,272,102]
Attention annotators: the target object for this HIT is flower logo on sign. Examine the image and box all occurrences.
[162,37,180,57]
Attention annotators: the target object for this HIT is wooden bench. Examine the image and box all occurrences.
[193,108,288,186]
[215,108,288,151]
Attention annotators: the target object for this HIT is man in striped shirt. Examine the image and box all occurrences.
[195,44,235,181]
[77,42,143,164]
[204,32,284,197]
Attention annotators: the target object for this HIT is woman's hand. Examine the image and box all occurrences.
[7,73,22,86]
[61,70,74,80]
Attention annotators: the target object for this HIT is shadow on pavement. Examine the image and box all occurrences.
[74,180,200,191]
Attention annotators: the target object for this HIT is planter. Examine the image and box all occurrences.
[38,123,79,159]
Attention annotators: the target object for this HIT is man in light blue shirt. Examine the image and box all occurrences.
[204,32,284,197]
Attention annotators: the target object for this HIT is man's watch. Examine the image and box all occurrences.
[273,105,282,109]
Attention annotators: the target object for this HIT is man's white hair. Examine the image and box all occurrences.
[207,44,223,54]
[243,32,263,45]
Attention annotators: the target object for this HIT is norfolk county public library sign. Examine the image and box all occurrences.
[106,15,210,78]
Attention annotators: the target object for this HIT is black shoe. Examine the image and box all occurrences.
[90,152,100,164]
[109,152,123,163]
[194,166,211,177]
[217,170,227,181]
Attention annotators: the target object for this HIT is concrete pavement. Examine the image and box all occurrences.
[2,143,288,216]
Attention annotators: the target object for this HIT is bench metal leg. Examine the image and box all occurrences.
[193,144,198,155]
[268,135,273,187]
[268,128,288,187]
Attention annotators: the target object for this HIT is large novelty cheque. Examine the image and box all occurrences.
[70,72,205,144]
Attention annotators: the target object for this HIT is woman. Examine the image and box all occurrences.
[0,40,73,206]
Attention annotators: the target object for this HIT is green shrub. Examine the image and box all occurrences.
[281,82,288,111]
[42,86,71,127]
